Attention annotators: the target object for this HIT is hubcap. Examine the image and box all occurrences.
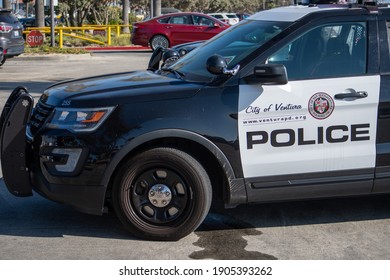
[152,36,168,49]
[130,168,189,224]
[148,184,172,208]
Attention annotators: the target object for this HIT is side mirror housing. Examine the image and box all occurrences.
[246,64,288,85]
[206,55,240,76]
[147,46,164,71]
[206,55,227,75]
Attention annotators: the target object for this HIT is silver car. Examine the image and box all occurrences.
[0,9,24,66]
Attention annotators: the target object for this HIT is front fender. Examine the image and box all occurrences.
[101,129,247,206]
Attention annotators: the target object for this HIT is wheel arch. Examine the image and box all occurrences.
[103,129,247,207]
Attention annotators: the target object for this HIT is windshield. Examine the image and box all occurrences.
[170,20,291,83]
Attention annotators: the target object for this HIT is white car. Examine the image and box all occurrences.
[208,12,239,25]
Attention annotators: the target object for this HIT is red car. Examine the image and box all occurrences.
[131,12,230,50]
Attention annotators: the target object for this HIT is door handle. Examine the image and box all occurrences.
[334,89,368,100]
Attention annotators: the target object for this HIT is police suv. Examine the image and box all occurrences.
[1,1,390,241]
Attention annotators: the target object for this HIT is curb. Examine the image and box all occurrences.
[85,46,151,52]
[11,46,152,61]
[13,53,94,61]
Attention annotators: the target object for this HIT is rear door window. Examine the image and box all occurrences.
[0,13,19,24]
[168,15,191,25]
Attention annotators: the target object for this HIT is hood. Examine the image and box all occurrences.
[41,70,201,107]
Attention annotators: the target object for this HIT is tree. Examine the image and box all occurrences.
[35,0,45,27]
[23,0,33,18]
[153,0,161,17]
[58,0,93,26]
[2,0,11,9]
[122,0,130,33]
[59,0,121,26]
[89,3,121,25]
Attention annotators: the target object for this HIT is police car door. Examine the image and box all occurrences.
[238,20,379,198]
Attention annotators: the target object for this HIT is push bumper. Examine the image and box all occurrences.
[0,87,34,196]
[0,87,107,215]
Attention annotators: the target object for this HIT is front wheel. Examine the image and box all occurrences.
[112,147,212,241]
[150,35,169,51]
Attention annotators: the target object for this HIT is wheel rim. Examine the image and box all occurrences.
[129,167,190,225]
[151,36,168,50]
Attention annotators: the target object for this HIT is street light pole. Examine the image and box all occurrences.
[50,0,55,47]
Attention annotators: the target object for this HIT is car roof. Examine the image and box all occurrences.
[148,12,229,25]
[155,12,215,18]
[209,13,236,15]
[249,5,351,22]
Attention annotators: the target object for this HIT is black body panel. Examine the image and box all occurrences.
[25,71,243,213]
[374,16,390,193]
[246,169,374,203]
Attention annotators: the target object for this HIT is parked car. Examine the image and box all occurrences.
[236,13,251,21]
[148,40,205,71]
[0,9,24,66]
[208,12,240,25]
[18,17,55,30]
[131,12,229,50]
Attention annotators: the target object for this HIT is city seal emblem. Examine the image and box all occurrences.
[308,92,335,120]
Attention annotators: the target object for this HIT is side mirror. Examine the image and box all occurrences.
[214,23,221,28]
[147,46,164,71]
[206,55,240,76]
[246,64,288,85]
[162,48,180,67]
[206,55,227,75]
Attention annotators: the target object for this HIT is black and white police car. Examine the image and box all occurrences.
[1,0,390,240]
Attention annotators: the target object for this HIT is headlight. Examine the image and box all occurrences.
[47,107,114,132]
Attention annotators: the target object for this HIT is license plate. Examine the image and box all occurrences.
[13,30,19,37]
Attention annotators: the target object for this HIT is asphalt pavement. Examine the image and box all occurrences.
[0,52,390,260]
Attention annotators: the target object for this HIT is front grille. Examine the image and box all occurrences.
[28,100,54,136]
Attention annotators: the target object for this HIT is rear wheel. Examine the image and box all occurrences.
[150,35,169,51]
[0,56,6,66]
[112,147,212,241]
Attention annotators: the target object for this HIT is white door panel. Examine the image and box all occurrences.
[238,76,380,178]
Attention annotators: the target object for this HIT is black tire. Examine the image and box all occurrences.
[112,147,212,241]
[0,56,6,66]
[150,35,169,51]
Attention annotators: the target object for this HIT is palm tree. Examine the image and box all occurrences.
[153,0,161,17]
[35,0,45,27]
[3,0,12,9]
[122,0,130,33]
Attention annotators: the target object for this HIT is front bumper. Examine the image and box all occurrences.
[0,87,33,196]
[0,87,106,215]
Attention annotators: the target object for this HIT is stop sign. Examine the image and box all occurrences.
[26,30,44,47]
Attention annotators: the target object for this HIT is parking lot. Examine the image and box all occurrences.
[0,52,390,260]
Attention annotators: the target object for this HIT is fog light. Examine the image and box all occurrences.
[52,148,82,173]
